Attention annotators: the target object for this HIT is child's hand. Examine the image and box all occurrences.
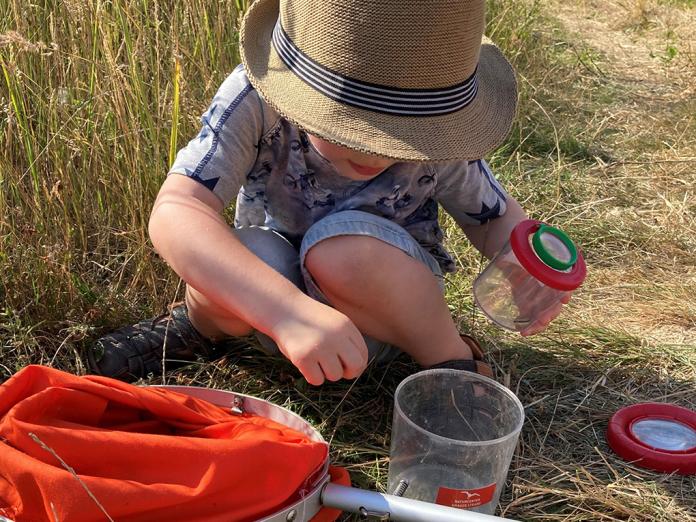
[519,292,571,336]
[271,298,369,386]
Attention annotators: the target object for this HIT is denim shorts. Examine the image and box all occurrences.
[234,210,443,364]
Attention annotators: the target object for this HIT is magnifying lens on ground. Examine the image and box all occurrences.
[607,402,696,475]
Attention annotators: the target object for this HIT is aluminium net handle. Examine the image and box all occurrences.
[321,483,517,522]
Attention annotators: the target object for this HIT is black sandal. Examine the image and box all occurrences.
[86,304,241,382]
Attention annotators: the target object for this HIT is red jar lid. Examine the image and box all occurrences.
[607,403,696,475]
[509,220,586,291]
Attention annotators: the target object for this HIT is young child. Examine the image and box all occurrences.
[88,0,569,384]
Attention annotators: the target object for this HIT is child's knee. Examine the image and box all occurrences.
[304,235,388,291]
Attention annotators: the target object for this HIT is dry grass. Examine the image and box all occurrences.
[546,0,696,350]
[1,0,695,520]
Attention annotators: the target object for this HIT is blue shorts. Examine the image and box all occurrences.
[234,210,444,364]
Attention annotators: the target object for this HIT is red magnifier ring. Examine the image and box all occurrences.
[509,220,586,291]
[607,403,696,475]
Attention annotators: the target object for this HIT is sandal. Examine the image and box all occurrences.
[424,335,501,440]
[427,334,494,380]
[87,303,245,382]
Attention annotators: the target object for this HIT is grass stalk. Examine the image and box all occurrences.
[1,55,39,198]
[168,55,181,169]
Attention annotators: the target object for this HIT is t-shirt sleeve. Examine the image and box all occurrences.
[434,159,509,227]
[168,64,264,207]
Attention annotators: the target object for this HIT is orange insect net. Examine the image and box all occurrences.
[0,365,345,521]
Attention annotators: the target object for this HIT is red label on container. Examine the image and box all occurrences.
[436,483,497,509]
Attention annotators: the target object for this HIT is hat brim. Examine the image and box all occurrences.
[241,0,518,162]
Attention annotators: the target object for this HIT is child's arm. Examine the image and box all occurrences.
[149,174,368,385]
[459,196,528,259]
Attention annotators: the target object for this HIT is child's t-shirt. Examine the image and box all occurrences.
[169,65,509,273]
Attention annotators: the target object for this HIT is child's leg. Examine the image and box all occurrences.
[184,286,252,340]
[305,238,472,366]
[186,226,394,363]
[300,211,474,367]
[88,224,396,381]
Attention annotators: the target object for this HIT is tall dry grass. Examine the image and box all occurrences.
[1,0,248,373]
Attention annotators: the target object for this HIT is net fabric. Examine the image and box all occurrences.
[0,366,332,522]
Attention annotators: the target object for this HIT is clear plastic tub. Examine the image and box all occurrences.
[473,220,586,332]
[387,370,524,515]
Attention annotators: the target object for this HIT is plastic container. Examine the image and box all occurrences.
[387,370,524,515]
[473,219,586,332]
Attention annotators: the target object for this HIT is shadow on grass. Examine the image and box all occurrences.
[149,326,695,521]
[492,338,696,521]
[2,324,692,521]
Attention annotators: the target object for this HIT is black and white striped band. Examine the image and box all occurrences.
[271,21,479,117]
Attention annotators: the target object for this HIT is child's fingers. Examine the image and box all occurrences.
[520,319,548,337]
[340,346,368,380]
[519,301,563,336]
[350,335,369,367]
[542,301,564,322]
[301,362,326,386]
[319,356,345,382]
[561,292,572,304]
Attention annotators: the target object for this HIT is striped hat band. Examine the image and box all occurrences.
[272,21,479,117]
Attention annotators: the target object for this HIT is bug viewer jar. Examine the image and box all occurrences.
[473,220,587,332]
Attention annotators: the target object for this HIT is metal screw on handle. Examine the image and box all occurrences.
[392,480,409,497]
[359,506,390,521]
[355,481,408,520]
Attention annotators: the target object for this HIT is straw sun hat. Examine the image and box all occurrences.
[240,0,517,162]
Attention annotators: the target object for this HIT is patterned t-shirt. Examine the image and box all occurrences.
[169,65,509,273]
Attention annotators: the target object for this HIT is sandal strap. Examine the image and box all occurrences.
[460,334,486,361]
[427,334,494,380]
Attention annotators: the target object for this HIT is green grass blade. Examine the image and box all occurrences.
[168,56,181,169]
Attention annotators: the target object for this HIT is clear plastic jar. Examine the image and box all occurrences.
[387,369,524,515]
[473,220,586,332]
